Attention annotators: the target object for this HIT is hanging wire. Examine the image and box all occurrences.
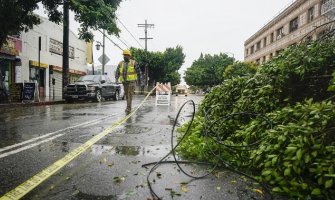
[117,17,144,48]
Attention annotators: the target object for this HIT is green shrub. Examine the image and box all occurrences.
[177,38,335,199]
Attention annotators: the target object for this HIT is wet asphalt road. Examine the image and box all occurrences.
[0,95,267,200]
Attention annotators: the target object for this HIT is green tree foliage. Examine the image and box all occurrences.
[0,0,122,48]
[130,46,185,86]
[177,37,335,199]
[224,62,258,79]
[184,53,234,87]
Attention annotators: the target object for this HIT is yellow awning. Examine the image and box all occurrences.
[29,60,48,68]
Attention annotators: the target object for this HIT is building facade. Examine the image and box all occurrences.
[244,0,334,63]
[0,36,22,101]
[0,16,89,102]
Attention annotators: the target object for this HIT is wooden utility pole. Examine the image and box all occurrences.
[138,20,154,87]
[62,0,69,99]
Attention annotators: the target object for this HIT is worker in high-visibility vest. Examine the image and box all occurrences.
[115,49,143,113]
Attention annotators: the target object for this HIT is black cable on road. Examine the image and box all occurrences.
[142,100,275,200]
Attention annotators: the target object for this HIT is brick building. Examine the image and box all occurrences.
[244,0,335,63]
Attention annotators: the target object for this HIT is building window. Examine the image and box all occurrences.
[250,46,254,54]
[256,41,261,51]
[276,27,284,39]
[290,17,299,32]
[263,56,266,63]
[270,33,274,43]
[269,53,273,59]
[263,37,267,47]
[308,6,315,22]
[246,49,249,56]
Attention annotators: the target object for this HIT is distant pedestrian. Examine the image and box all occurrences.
[115,49,142,113]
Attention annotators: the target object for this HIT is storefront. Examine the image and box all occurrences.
[49,65,86,99]
[29,60,48,98]
[69,69,86,83]
[0,36,22,101]
[49,65,62,99]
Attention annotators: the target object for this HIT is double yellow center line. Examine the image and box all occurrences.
[0,87,156,200]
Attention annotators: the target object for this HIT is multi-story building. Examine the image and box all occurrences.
[20,16,88,100]
[244,0,335,63]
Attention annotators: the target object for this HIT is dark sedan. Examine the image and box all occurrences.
[64,75,121,103]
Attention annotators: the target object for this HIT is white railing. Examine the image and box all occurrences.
[321,0,335,16]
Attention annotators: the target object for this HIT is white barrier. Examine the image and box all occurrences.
[155,82,171,106]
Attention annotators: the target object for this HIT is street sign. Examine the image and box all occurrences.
[98,54,110,64]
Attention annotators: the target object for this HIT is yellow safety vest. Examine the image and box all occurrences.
[119,60,138,82]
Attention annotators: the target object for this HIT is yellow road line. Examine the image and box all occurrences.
[0,87,156,200]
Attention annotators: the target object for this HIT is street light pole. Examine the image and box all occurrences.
[102,30,105,75]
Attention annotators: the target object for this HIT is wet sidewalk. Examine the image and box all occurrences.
[0,96,64,108]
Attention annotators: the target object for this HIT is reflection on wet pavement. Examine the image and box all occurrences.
[74,190,117,200]
[47,140,171,158]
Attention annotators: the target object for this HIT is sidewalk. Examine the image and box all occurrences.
[0,96,64,108]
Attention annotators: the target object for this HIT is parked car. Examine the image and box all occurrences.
[64,75,121,103]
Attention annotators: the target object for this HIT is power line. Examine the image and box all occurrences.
[115,36,130,49]
[98,29,123,51]
[117,17,144,48]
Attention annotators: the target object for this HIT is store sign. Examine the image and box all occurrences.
[50,65,85,76]
[0,37,22,56]
[50,65,63,72]
[9,83,23,102]
[29,60,48,68]
[70,69,86,76]
[49,38,75,59]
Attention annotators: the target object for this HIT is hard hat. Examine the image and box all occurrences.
[122,49,131,56]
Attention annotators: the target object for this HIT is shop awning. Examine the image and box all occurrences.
[29,60,48,68]
[0,53,16,60]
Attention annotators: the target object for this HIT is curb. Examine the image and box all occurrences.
[0,100,65,108]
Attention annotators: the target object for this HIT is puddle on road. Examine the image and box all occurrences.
[64,112,106,117]
[74,190,117,200]
[50,142,170,158]
[112,124,152,135]
[89,144,171,158]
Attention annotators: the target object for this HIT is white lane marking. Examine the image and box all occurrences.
[0,114,116,154]
[0,133,65,159]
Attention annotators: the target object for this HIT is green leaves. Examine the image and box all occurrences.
[184,53,235,87]
[177,38,335,199]
[311,188,321,195]
[325,179,333,189]
[131,46,185,86]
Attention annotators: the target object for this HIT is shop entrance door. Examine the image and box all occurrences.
[29,67,45,98]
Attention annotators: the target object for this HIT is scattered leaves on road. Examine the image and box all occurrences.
[181,185,188,193]
[113,176,126,183]
[253,189,264,195]
[108,162,114,167]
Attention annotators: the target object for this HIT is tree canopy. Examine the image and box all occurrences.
[0,0,122,48]
[223,61,258,79]
[130,46,185,86]
[184,53,234,87]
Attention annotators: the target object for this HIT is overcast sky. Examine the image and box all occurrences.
[35,0,295,80]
